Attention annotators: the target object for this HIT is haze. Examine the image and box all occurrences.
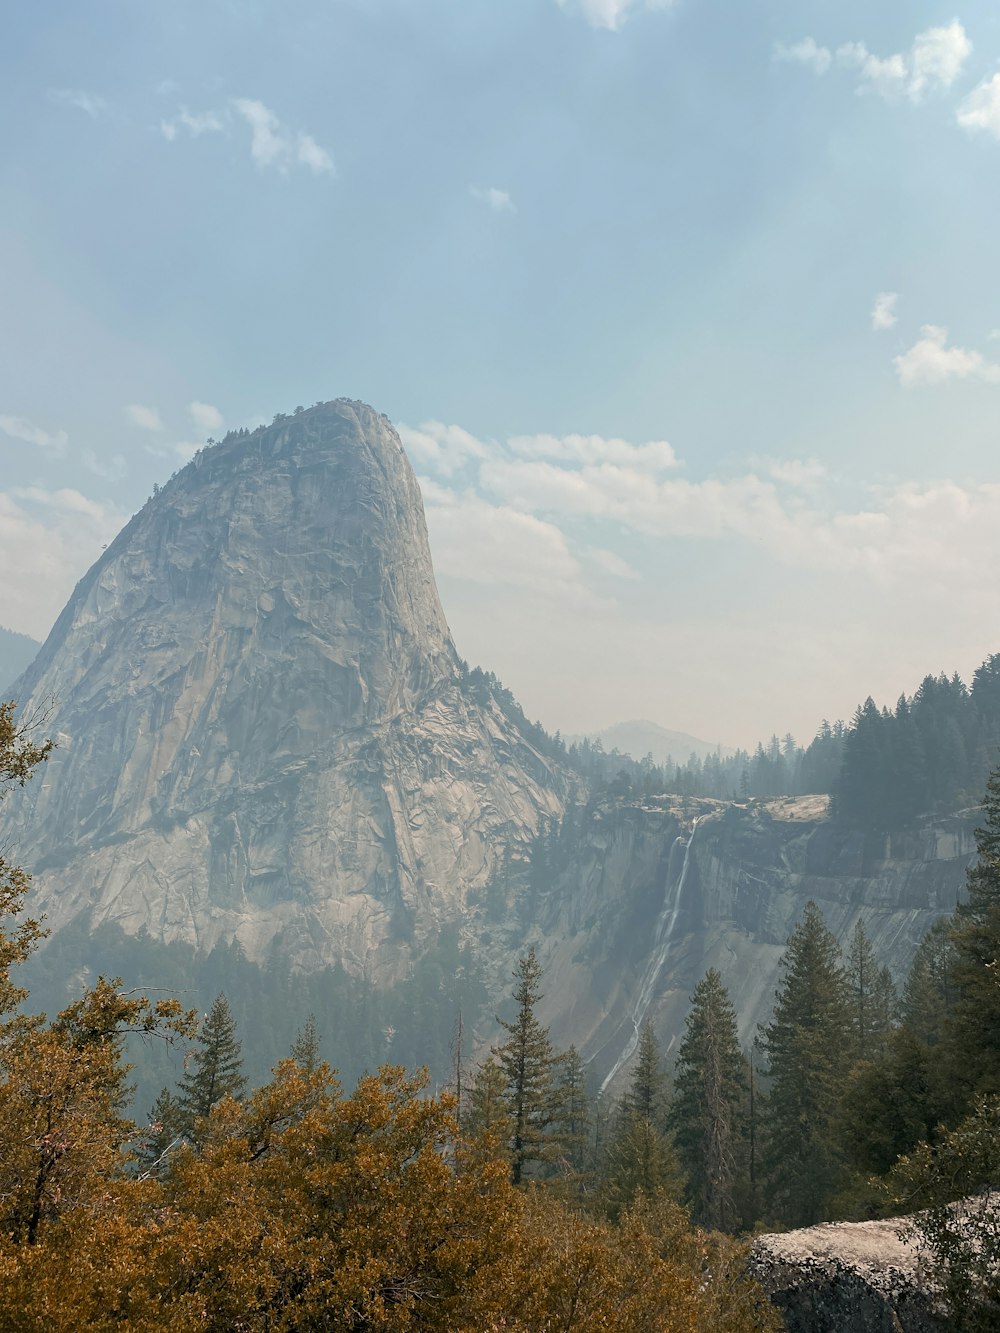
[2,1,1000,749]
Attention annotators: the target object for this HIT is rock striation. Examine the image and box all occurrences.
[1,401,570,976]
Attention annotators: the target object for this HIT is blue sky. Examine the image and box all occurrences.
[2,0,1000,747]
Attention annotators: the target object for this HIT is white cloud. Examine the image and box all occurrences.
[160,106,225,141]
[82,450,127,482]
[508,433,678,471]
[555,0,675,32]
[590,548,640,580]
[765,458,828,490]
[0,415,68,455]
[957,73,1000,140]
[231,99,334,175]
[411,417,1000,600]
[894,325,1000,387]
[871,291,899,331]
[125,403,164,432]
[470,185,515,214]
[420,485,609,611]
[398,422,490,477]
[189,401,224,435]
[773,39,832,76]
[48,88,106,118]
[0,488,126,639]
[836,21,971,102]
[909,21,973,99]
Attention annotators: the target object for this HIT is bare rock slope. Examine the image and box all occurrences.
[2,401,569,976]
[749,1213,948,1331]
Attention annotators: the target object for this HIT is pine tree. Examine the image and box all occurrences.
[290,1013,321,1072]
[846,920,896,1061]
[760,901,852,1226]
[669,969,749,1232]
[176,993,246,1137]
[902,918,955,1047]
[136,1086,182,1174]
[493,949,565,1185]
[602,1023,683,1219]
[556,1045,591,1183]
[465,1058,512,1147]
[946,765,1000,1100]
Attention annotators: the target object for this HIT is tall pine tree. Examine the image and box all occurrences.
[176,993,246,1138]
[493,949,565,1185]
[669,969,749,1232]
[761,902,852,1226]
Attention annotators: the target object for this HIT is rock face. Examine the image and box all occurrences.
[0,396,979,1073]
[1,401,570,976]
[749,1214,947,1331]
[529,796,975,1090]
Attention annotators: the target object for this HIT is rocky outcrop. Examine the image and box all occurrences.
[1,401,571,977]
[749,1212,951,1331]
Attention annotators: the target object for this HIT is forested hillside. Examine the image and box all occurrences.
[561,653,1000,829]
[5,696,1000,1327]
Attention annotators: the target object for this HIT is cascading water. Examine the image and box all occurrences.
[598,816,701,1095]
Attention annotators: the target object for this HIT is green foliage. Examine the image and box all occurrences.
[493,948,567,1184]
[176,993,246,1137]
[760,901,852,1226]
[602,1024,684,1220]
[946,766,1000,1101]
[669,969,750,1232]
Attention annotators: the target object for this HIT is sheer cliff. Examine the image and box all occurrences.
[1,400,571,976]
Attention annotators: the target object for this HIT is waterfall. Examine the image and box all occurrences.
[598,816,701,1095]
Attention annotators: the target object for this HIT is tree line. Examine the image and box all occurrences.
[467,652,1000,829]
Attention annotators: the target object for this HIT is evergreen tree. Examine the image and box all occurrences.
[602,1024,683,1219]
[669,969,749,1232]
[493,949,565,1185]
[465,1058,512,1145]
[760,902,852,1226]
[290,1013,321,1072]
[556,1045,592,1183]
[946,765,1000,1100]
[137,1086,182,1174]
[176,992,246,1137]
[846,920,896,1061]
[901,918,956,1047]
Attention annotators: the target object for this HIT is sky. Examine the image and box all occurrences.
[1,0,1000,750]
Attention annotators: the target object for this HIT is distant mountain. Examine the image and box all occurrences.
[578,719,733,765]
[0,625,40,694]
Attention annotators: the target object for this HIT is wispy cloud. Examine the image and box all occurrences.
[871,291,898,331]
[773,38,832,76]
[160,106,225,141]
[838,21,971,101]
[470,185,515,214]
[776,22,972,103]
[894,325,1000,387]
[189,401,224,435]
[125,403,164,432]
[0,487,126,639]
[408,417,1000,599]
[48,88,106,118]
[555,0,675,33]
[82,450,127,482]
[957,73,1000,140]
[231,99,334,174]
[0,415,68,455]
[160,99,334,175]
